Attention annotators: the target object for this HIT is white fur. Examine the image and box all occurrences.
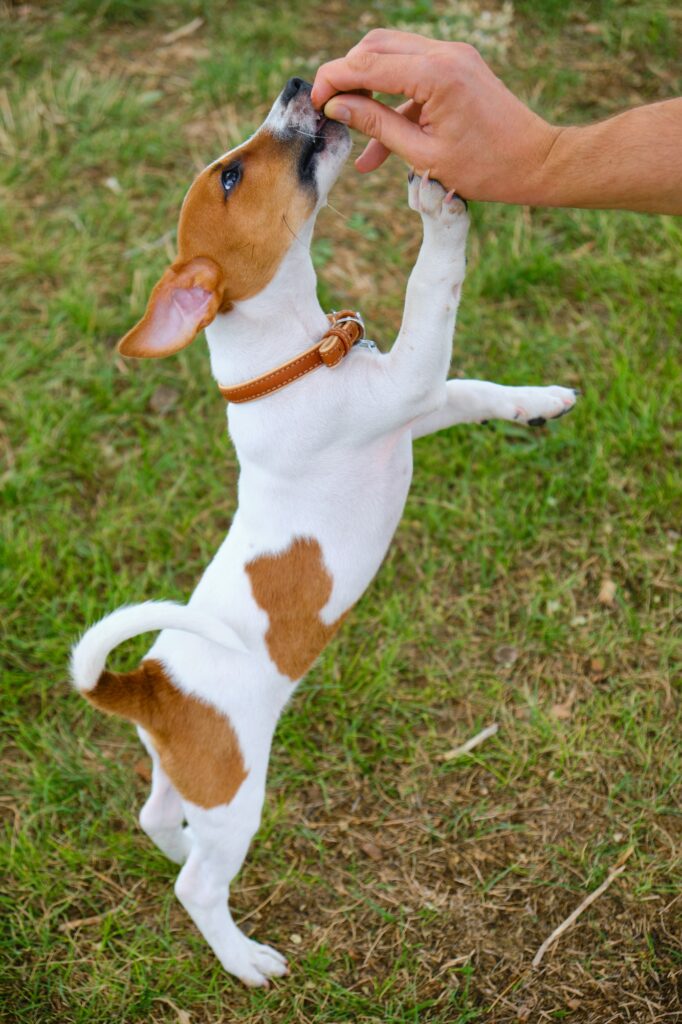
[73,90,578,986]
[70,601,248,692]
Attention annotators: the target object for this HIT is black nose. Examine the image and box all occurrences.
[281,77,312,105]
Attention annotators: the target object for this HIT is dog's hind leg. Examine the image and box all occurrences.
[411,379,579,439]
[137,727,191,865]
[174,774,287,987]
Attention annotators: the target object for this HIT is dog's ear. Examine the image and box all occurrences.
[118,257,225,359]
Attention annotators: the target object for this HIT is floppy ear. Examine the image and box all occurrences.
[118,257,224,358]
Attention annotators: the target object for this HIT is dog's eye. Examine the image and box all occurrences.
[221,163,242,196]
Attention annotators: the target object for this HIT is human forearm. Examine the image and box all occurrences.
[313,31,682,215]
[537,100,682,215]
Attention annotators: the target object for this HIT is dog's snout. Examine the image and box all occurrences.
[281,77,311,106]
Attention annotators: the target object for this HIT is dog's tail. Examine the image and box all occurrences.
[70,600,247,699]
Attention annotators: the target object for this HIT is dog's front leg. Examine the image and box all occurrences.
[411,378,579,438]
[379,174,470,429]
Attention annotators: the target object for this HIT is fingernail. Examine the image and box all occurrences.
[324,100,351,124]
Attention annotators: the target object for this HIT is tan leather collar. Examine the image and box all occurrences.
[218,310,365,404]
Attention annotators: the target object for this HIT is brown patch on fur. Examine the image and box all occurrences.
[178,130,316,309]
[86,659,247,808]
[118,129,317,359]
[245,537,347,680]
[118,257,223,358]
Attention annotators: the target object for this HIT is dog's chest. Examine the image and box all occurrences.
[227,384,348,469]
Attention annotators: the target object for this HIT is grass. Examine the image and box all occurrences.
[1,0,680,1021]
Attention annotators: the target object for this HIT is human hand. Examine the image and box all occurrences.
[312,29,560,205]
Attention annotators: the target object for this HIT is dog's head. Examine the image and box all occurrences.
[119,79,350,359]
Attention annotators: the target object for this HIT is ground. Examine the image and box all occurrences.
[0,1,680,1022]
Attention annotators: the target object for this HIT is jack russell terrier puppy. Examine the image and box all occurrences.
[71,77,577,986]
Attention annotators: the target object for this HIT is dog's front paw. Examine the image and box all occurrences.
[512,385,579,426]
[408,170,468,219]
[407,172,469,261]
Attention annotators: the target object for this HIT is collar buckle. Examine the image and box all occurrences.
[329,310,365,335]
[218,308,365,404]
[319,310,365,367]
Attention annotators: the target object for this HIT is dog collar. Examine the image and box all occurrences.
[218,310,365,404]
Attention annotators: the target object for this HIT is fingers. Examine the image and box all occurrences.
[323,93,426,168]
[312,51,429,109]
[354,100,422,173]
[355,138,388,173]
[352,27,446,56]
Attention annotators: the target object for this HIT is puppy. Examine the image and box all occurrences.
[71,77,577,986]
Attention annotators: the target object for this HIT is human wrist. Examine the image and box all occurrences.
[524,122,571,207]
[476,114,567,207]
[532,119,624,210]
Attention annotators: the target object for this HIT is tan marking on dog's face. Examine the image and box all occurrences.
[245,537,348,681]
[178,130,317,311]
[86,660,247,808]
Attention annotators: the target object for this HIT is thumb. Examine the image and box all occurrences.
[323,94,424,166]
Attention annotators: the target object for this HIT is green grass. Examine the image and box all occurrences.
[1,1,681,1022]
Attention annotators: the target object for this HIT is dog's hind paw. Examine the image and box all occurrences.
[219,934,288,988]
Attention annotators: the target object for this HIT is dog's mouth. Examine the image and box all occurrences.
[299,111,348,185]
[272,79,351,191]
[298,111,338,180]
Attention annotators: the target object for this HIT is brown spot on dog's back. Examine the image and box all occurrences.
[86,660,247,808]
[245,537,347,680]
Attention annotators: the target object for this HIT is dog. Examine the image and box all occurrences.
[71,77,577,986]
